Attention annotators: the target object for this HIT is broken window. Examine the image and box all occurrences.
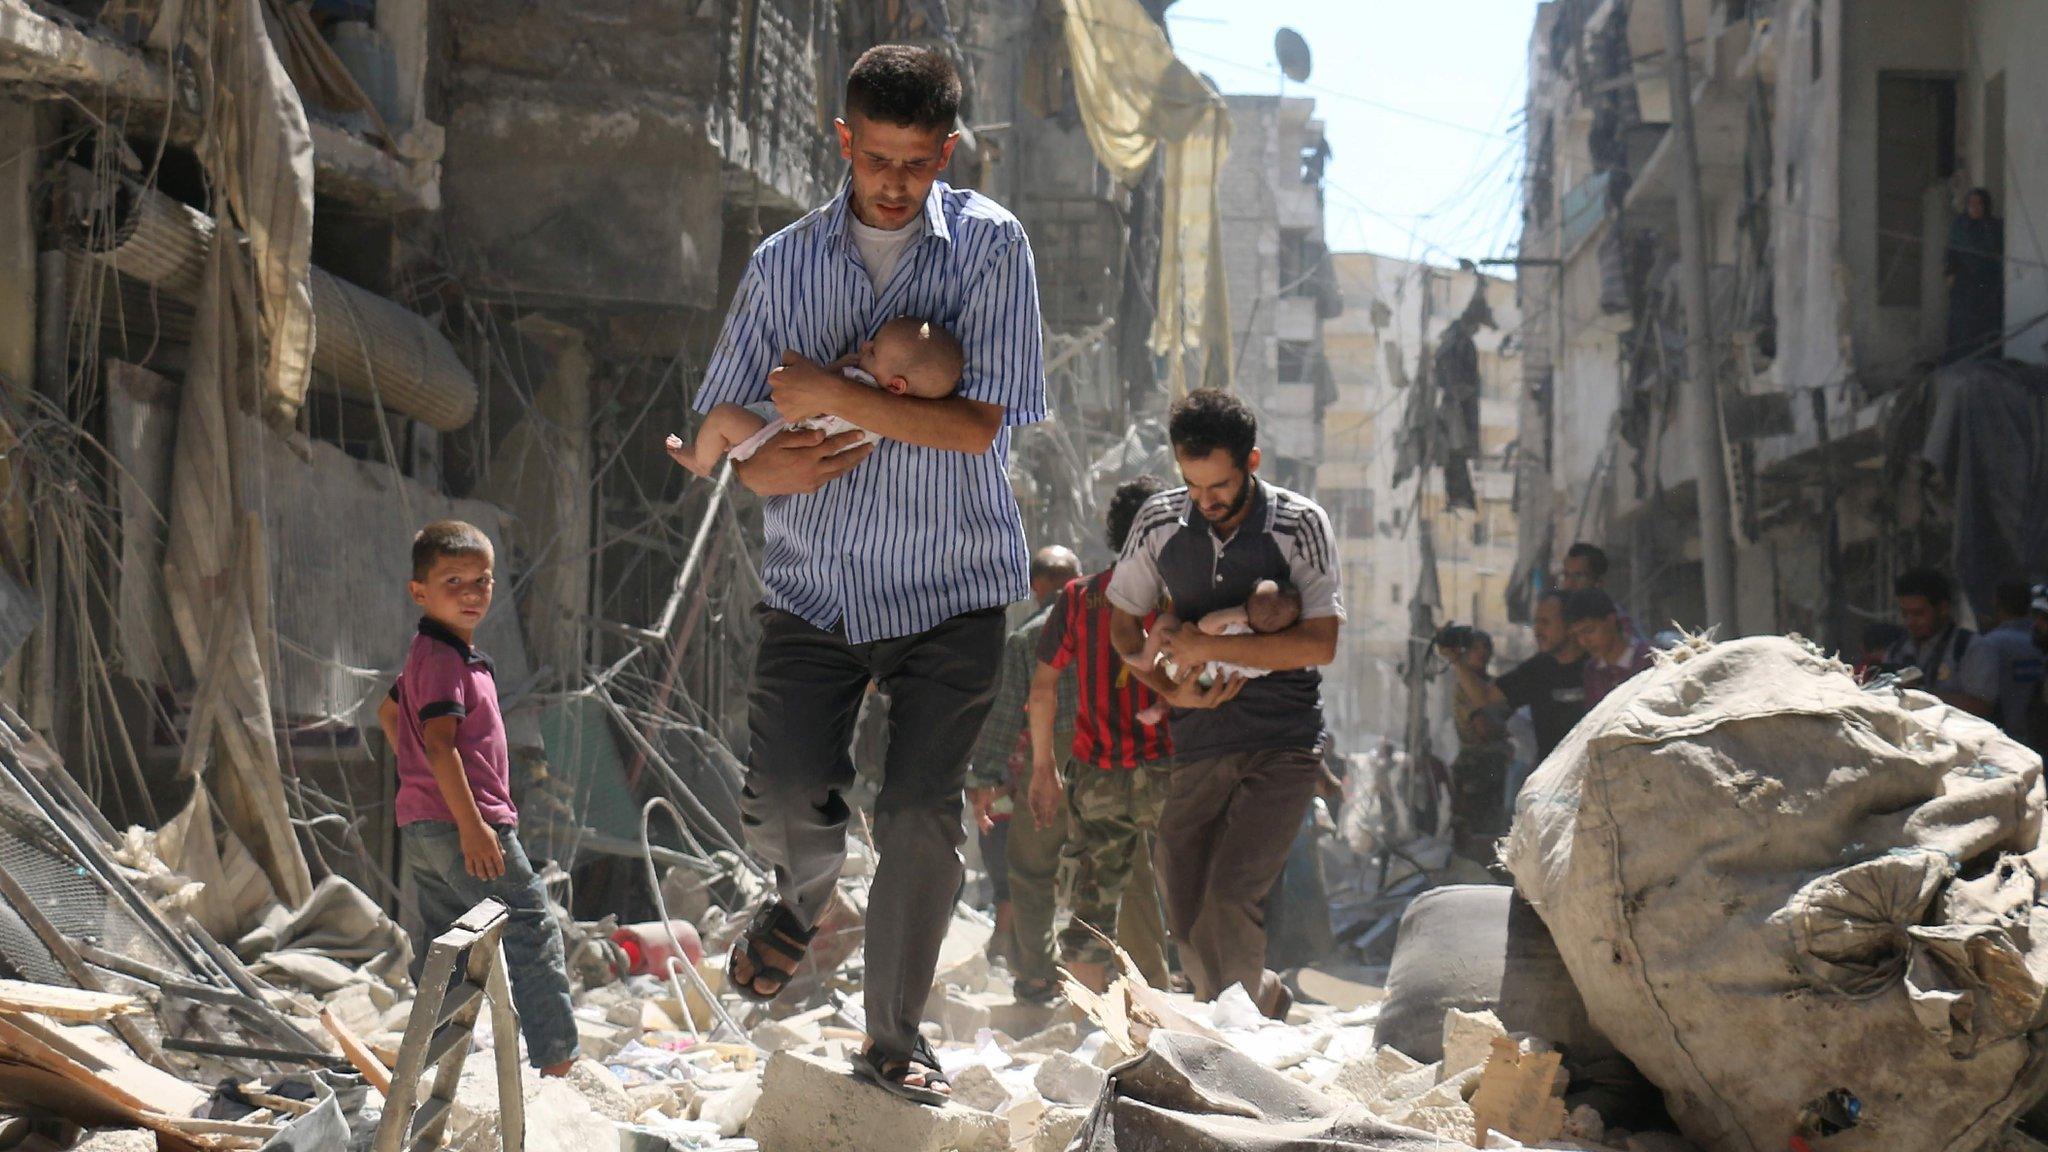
[1874,73,1956,309]
[1278,340,1315,384]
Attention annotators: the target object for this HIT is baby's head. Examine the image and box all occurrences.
[1245,579,1302,634]
[861,316,965,399]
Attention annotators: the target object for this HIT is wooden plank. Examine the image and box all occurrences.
[0,1013,208,1117]
[318,1006,392,1095]
[0,979,141,1022]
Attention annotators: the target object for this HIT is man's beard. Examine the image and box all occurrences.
[1198,478,1253,524]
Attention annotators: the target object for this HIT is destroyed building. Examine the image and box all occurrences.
[1512,0,2048,642]
[1319,255,1524,753]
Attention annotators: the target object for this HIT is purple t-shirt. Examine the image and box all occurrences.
[390,618,517,829]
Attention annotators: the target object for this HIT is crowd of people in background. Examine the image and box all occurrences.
[1433,549,2048,873]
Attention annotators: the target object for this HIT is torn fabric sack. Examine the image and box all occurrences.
[1506,635,2048,1152]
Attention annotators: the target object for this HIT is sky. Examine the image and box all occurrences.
[1164,0,1543,267]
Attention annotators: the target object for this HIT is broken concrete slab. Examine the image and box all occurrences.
[1029,1105,1088,1152]
[1033,1050,1108,1107]
[1387,1101,1479,1144]
[749,1017,819,1054]
[1325,1045,1424,1105]
[1440,1008,1509,1080]
[747,1051,1005,1152]
[1010,1020,1084,1056]
[927,988,992,1043]
[948,1063,1012,1113]
[695,1075,762,1137]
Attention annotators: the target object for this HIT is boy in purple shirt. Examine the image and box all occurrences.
[377,520,578,1075]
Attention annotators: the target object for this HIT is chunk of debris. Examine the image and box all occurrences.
[1324,1045,1424,1105]
[948,1063,1012,1113]
[746,1050,1006,1152]
[1033,1050,1109,1107]
[1468,1036,1566,1147]
[1440,1007,1509,1080]
[1029,1105,1088,1152]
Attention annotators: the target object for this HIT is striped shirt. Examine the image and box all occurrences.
[1039,569,1172,770]
[1108,481,1344,760]
[693,180,1046,643]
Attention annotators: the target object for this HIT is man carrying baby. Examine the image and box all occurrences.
[688,44,1044,1105]
[1106,388,1344,1020]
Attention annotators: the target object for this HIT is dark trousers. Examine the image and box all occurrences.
[740,605,1004,1058]
[1154,747,1321,1005]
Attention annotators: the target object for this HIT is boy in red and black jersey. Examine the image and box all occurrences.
[1025,477,1176,993]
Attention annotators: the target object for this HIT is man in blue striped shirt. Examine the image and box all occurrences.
[690,44,1044,1105]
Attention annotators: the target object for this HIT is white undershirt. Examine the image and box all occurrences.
[847,210,924,294]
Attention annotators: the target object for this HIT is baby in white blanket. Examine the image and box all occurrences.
[1136,579,1303,724]
[666,316,965,477]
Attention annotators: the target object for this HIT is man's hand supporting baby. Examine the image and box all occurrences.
[1108,608,1246,711]
[731,426,876,496]
[771,351,1002,454]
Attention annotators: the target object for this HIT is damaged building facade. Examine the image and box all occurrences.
[1320,254,1524,753]
[0,0,1203,956]
[1513,0,2048,642]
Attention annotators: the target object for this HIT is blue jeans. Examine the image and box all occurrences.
[401,821,579,1069]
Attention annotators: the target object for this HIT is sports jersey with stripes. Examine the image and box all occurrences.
[692,180,1046,644]
[1039,569,1172,770]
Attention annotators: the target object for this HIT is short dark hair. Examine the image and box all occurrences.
[1993,580,2032,619]
[1107,476,1168,554]
[412,520,493,581]
[1562,589,1619,625]
[1894,567,1953,606]
[845,45,961,132]
[1565,542,1609,577]
[1168,388,1257,468]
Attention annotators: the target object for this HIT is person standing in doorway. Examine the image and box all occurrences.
[694,45,1045,1106]
[1107,390,1344,1020]
[1945,188,2006,363]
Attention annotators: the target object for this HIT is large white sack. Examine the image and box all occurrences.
[1505,635,2048,1152]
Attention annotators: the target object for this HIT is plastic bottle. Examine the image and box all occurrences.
[609,920,703,979]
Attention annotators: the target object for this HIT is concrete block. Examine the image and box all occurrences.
[747,1051,1006,1152]
[1030,1106,1089,1152]
[949,1064,1012,1113]
[1033,1051,1107,1107]
[1010,1020,1083,1056]
[750,1017,819,1054]
[567,1058,635,1122]
[1440,1008,1509,1080]
[1365,1062,1443,1115]
[625,1082,680,1119]
[927,988,992,1043]
[1388,1101,1477,1145]
[1325,1046,1424,1104]
[68,1134,154,1152]
[696,1075,762,1138]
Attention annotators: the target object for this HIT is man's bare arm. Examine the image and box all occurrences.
[1163,615,1341,673]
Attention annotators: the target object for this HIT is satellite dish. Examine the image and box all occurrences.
[1275,27,1312,84]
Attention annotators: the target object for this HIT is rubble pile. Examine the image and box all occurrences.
[12,637,2048,1152]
